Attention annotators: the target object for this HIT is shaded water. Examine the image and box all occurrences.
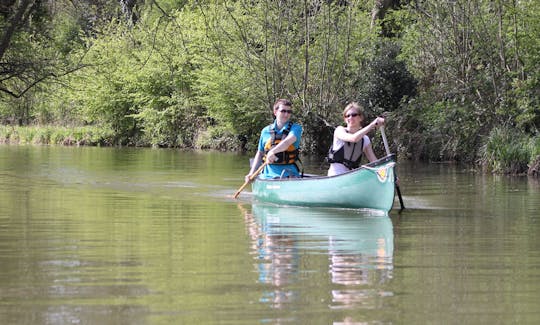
[0,146,539,324]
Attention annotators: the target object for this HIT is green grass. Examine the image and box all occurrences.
[0,125,115,146]
[480,127,537,174]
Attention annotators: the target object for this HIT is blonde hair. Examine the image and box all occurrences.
[343,102,366,126]
[342,102,366,123]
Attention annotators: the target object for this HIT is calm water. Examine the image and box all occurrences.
[1,146,539,324]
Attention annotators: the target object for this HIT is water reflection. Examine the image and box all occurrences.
[241,203,394,313]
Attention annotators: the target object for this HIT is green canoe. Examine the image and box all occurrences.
[252,154,397,212]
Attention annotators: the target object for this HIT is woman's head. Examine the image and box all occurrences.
[342,102,366,125]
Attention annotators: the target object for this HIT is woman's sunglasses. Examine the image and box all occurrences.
[345,113,359,118]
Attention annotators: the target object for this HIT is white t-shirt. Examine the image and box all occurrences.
[327,129,371,176]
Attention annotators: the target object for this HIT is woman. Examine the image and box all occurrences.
[327,102,384,176]
[245,99,303,182]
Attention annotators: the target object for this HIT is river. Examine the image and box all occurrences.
[1,145,539,324]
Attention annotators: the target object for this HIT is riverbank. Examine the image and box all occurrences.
[1,124,538,176]
[0,125,115,146]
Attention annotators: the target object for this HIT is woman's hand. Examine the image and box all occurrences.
[373,117,385,128]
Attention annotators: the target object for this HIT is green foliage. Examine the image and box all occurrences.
[1,0,539,175]
[0,125,114,145]
[0,0,83,101]
[529,136,540,175]
[395,0,539,169]
[52,11,84,55]
[184,1,390,153]
[194,125,238,151]
[65,19,204,147]
[2,1,401,153]
[356,41,417,114]
[396,97,483,162]
[510,77,540,135]
[480,127,532,174]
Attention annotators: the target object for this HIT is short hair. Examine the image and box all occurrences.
[273,99,292,111]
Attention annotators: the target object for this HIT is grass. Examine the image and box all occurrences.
[480,127,538,174]
[0,125,115,146]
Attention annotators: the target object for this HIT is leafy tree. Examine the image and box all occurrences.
[191,0,383,153]
[397,0,539,162]
[0,0,126,124]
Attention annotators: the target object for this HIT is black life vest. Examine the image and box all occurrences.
[264,121,299,165]
[326,133,365,170]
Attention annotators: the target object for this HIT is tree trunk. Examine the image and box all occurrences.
[0,0,33,61]
[371,0,397,29]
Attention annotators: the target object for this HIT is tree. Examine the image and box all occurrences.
[0,0,36,97]
[397,0,539,162]
[0,0,141,125]
[191,0,382,152]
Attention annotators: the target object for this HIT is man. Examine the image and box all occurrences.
[245,99,303,182]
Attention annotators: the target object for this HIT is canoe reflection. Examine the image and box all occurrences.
[243,203,394,310]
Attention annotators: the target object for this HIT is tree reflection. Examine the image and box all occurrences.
[242,204,297,308]
[329,236,393,310]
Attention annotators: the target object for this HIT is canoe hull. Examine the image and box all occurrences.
[252,155,396,212]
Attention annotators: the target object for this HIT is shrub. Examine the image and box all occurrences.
[480,127,531,174]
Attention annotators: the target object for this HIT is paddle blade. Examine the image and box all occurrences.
[233,182,249,199]
[396,184,405,210]
[233,161,268,199]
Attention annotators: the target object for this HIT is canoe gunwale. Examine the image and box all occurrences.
[254,154,397,183]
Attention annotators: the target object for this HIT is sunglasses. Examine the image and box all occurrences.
[279,109,293,114]
[345,113,359,118]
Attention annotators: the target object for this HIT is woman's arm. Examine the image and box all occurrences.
[335,117,384,143]
[363,143,378,162]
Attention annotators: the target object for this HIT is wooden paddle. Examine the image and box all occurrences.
[233,161,269,199]
[380,126,405,210]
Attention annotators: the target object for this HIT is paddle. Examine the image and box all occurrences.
[233,161,269,199]
[380,126,405,210]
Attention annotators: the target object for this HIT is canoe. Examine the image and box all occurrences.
[252,154,397,212]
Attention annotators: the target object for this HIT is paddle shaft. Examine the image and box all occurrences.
[233,161,268,199]
[381,126,391,155]
[380,127,405,210]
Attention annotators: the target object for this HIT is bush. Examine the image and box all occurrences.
[194,126,241,151]
[528,136,540,176]
[480,127,532,174]
[358,41,417,114]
